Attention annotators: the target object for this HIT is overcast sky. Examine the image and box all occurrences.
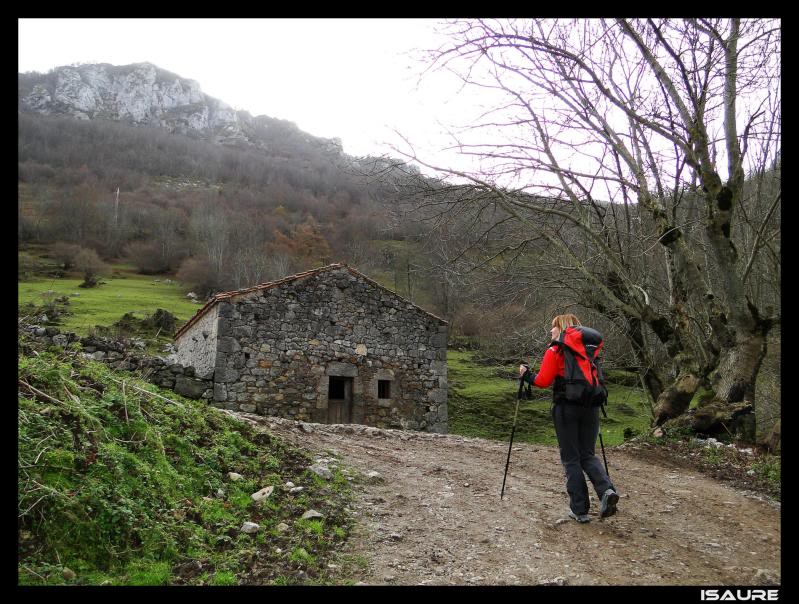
[18,18,477,167]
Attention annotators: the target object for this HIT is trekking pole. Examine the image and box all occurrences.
[598,403,609,477]
[500,395,521,500]
[598,432,609,477]
[501,365,528,500]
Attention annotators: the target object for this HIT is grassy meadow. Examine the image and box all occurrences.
[18,262,200,337]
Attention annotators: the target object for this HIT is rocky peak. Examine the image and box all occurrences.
[18,62,343,154]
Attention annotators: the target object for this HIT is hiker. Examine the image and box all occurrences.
[519,313,619,523]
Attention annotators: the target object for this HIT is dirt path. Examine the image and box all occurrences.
[231,413,781,586]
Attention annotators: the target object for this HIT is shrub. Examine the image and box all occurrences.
[124,241,170,274]
[50,242,84,270]
[176,256,217,297]
[74,247,108,288]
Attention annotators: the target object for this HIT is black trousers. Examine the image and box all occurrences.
[552,402,615,515]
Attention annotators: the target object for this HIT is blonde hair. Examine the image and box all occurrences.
[552,314,581,332]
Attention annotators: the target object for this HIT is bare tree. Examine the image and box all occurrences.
[49,242,84,271]
[266,252,292,281]
[154,206,188,271]
[404,18,780,437]
[229,246,274,290]
[48,184,105,245]
[189,200,230,285]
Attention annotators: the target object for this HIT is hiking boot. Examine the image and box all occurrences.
[568,510,590,523]
[600,489,619,518]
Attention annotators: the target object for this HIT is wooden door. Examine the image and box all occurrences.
[328,376,353,424]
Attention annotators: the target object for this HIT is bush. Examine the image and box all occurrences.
[50,242,84,270]
[176,256,217,297]
[124,241,170,274]
[455,311,483,337]
[74,247,108,288]
[108,309,177,339]
[146,309,177,334]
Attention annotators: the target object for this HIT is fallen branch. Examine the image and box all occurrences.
[19,564,47,582]
[108,377,186,409]
[63,384,81,404]
[18,494,49,518]
[33,445,51,466]
[18,380,65,406]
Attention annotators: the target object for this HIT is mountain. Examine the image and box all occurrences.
[18,61,344,157]
[18,60,432,299]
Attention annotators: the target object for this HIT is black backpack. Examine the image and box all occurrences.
[552,326,608,412]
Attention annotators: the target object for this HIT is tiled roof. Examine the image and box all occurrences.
[173,263,447,341]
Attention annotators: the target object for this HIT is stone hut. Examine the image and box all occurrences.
[173,264,448,432]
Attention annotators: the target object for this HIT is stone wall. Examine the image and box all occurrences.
[20,324,214,401]
[173,304,219,379]
[203,268,448,432]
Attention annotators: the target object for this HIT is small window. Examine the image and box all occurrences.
[378,380,391,399]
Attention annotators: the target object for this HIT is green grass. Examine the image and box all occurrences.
[19,249,63,280]
[125,561,172,586]
[211,571,238,586]
[17,337,355,586]
[751,455,780,490]
[18,267,200,336]
[289,547,315,565]
[447,350,653,446]
[701,446,725,465]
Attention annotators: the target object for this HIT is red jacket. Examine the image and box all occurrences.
[526,346,564,388]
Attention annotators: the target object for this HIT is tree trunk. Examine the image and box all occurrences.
[709,331,766,406]
[653,368,701,426]
[659,330,767,438]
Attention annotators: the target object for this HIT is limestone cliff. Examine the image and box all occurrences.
[18,62,343,154]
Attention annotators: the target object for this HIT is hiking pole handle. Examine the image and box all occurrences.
[500,396,521,500]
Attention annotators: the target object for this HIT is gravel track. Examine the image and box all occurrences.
[228,413,781,586]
